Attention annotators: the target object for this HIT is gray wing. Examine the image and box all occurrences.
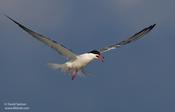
[5,15,77,60]
[99,24,156,53]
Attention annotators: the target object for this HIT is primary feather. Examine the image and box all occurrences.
[99,24,156,53]
[5,15,77,60]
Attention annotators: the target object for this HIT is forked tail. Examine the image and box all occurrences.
[48,63,65,71]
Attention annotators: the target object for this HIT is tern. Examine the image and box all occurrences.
[5,15,156,80]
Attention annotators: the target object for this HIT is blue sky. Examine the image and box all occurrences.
[0,0,175,112]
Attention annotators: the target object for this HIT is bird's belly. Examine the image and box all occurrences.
[73,60,89,68]
[66,58,92,70]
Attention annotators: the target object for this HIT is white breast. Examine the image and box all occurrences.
[66,53,96,69]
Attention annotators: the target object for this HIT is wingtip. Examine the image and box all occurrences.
[151,24,156,29]
[3,14,11,20]
[4,14,16,23]
[147,24,156,31]
[152,23,156,27]
[4,14,26,30]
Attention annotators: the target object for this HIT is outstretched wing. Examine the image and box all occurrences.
[99,24,156,53]
[5,15,77,60]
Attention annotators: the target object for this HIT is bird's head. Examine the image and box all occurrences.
[89,50,104,62]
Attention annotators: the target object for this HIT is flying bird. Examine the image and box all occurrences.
[5,15,156,80]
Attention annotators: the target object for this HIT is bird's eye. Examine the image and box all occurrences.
[96,55,99,58]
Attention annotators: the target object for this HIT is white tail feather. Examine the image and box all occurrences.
[48,63,92,78]
[48,63,64,70]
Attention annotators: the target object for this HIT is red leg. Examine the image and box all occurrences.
[71,71,77,80]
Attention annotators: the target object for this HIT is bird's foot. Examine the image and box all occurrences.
[71,71,77,80]
[71,75,76,80]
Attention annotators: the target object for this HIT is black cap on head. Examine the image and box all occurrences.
[89,50,100,55]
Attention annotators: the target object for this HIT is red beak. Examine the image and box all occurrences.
[98,55,104,62]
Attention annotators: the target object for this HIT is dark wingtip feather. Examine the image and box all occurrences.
[153,24,156,26]
[149,24,156,31]
[144,24,156,33]
[4,14,26,30]
[4,14,17,24]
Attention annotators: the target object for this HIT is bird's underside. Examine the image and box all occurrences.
[49,53,100,80]
[5,15,156,80]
